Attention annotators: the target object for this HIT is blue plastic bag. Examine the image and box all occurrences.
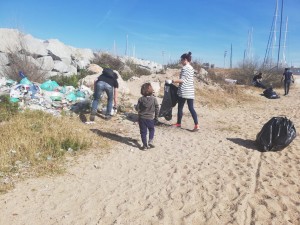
[20,77,32,85]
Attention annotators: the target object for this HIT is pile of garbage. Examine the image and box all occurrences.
[0,72,93,116]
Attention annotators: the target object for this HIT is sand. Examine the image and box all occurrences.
[0,73,299,225]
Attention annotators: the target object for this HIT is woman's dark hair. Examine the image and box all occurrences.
[181,51,192,62]
[141,82,154,96]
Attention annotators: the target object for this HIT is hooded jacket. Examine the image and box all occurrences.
[135,95,159,120]
[96,68,119,88]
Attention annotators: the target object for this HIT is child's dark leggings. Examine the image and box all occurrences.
[138,118,155,146]
[177,97,198,125]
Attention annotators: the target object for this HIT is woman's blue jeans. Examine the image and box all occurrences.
[177,97,198,125]
[91,81,113,116]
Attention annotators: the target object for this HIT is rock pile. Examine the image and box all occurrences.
[0,28,163,78]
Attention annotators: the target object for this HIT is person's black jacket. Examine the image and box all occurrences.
[96,68,119,88]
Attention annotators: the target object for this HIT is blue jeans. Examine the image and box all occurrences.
[284,80,291,95]
[91,81,113,116]
[177,97,198,125]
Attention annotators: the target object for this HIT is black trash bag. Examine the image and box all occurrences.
[263,87,280,99]
[256,117,297,152]
[158,83,178,121]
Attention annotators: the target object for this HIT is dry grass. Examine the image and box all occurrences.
[210,67,283,88]
[0,110,109,193]
[196,83,260,108]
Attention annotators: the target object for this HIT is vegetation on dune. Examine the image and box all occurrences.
[0,108,109,193]
[0,95,19,122]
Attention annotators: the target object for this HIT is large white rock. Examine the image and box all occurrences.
[36,56,54,71]
[71,47,94,61]
[120,56,163,73]
[64,65,77,76]
[87,64,102,74]
[23,34,48,56]
[43,39,73,61]
[114,71,130,95]
[25,55,41,67]
[44,71,59,78]
[79,74,99,88]
[0,28,21,52]
[0,66,10,77]
[53,61,70,73]
[0,53,9,66]
[75,59,90,69]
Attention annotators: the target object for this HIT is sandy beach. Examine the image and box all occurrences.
[0,72,299,225]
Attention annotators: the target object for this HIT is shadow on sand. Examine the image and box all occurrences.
[90,129,140,148]
[227,138,262,151]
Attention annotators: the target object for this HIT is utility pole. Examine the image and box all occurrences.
[246,28,253,63]
[277,0,284,69]
[113,40,116,56]
[125,34,128,56]
[263,0,278,68]
[230,44,233,68]
[132,44,135,58]
[282,16,288,66]
[243,49,246,67]
[224,50,227,68]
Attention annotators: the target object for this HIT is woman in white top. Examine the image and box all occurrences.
[171,52,199,131]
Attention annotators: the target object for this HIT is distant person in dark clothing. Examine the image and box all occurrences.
[281,68,295,96]
[252,72,266,89]
[135,83,159,150]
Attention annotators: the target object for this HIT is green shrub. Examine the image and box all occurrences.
[0,95,19,122]
[50,73,86,88]
[92,53,124,71]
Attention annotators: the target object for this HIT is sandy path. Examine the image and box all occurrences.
[0,83,299,225]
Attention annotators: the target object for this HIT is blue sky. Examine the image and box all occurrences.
[1,0,300,68]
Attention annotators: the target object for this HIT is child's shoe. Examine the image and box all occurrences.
[140,145,148,151]
[193,124,199,132]
[172,123,181,128]
[148,139,155,148]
